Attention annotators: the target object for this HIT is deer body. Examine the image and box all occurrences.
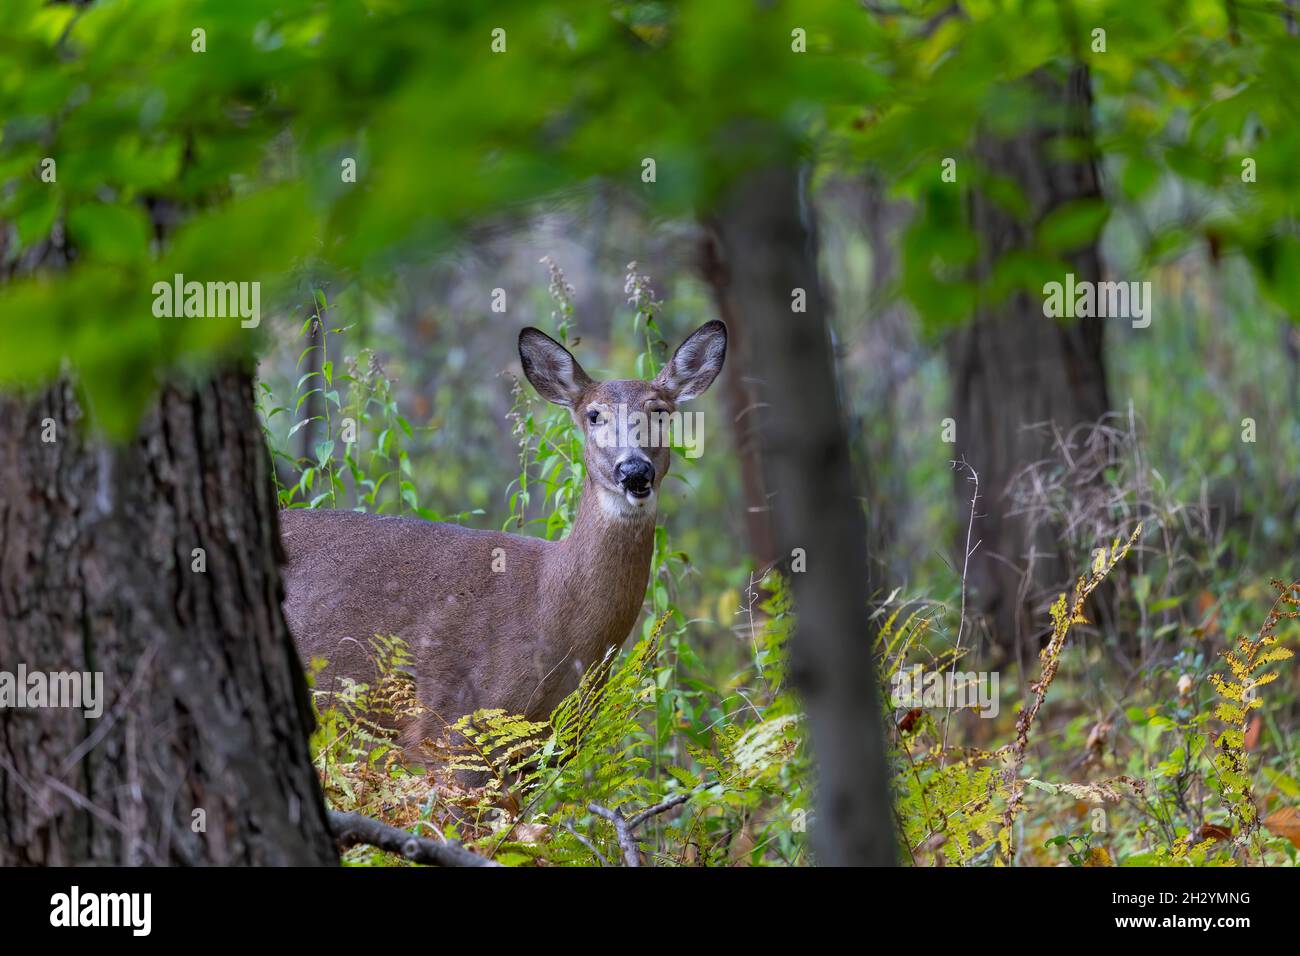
[281,321,726,756]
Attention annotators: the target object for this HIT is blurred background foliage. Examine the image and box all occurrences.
[4,0,1300,864]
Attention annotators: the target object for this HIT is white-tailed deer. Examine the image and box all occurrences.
[281,320,727,756]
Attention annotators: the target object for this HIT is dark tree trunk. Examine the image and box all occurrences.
[715,165,896,866]
[947,65,1110,660]
[0,370,337,865]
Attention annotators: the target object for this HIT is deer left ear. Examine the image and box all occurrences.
[654,320,727,402]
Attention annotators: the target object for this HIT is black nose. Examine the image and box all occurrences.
[615,457,655,497]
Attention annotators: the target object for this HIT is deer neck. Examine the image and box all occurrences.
[542,480,657,666]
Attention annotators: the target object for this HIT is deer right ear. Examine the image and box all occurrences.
[654,319,727,402]
[519,328,593,407]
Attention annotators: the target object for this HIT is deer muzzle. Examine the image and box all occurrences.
[615,456,655,499]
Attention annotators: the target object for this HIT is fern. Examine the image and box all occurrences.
[996,524,1142,862]
[885,525,1141,866]
[1207,579,1298,840]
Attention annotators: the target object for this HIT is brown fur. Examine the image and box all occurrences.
[281,322,726,758]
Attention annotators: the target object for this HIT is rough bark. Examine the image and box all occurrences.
[715,165,896,866]
[0,369,337,865]
[946,65,1110,659]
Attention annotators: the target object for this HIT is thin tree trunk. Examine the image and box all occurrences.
[947,65,1110,660]
[0,370,337,865]
[715,164,896,866]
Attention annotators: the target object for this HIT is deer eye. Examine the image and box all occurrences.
[586,409,602,425]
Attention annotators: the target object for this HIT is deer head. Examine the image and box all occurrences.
[518,320,728,518]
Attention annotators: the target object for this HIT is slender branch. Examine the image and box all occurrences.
[628,789,697,829]
[328,810,500,867]
[941,459,980,760]
[563,821,610,866]
[586,804,642,867]
[587,782,718,866]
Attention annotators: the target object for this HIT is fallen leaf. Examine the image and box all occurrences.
[1197,590,1219,634]
[511,822,549,843]
[898,707,922,734]
[1085,719,1112,760]
[1199,822,1232,842]
[1262,807,1300,848]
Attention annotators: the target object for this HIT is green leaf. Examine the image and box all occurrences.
[1036,199,1110,254]
[287,416,317,438]
[295,388,321,413]
[67,202,151,265]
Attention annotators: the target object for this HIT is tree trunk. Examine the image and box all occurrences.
[715,164,896,866]
[946,65,1110,660]
[0,370,337,865]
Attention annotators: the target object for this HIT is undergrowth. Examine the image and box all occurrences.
[260,263,1300,867]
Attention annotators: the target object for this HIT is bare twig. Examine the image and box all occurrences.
[940,459,980,761]
[563,821,610,866]
[587,782,718,866]
[587,804,642,866]
[328,810,500,867]
[627,789,699,829]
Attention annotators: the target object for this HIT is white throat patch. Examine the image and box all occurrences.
[597,485,657,521]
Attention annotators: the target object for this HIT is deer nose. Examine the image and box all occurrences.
[615,457,655,497]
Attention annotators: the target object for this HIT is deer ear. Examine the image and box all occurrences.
[654,320,727,402]
[519,327,593,407]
